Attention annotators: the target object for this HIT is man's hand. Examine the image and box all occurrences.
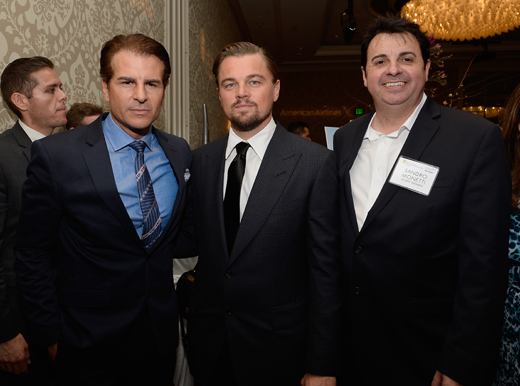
[0,333,31,375]
[431,370,464,386]
[301,373,336,386]
[47,343,57,363]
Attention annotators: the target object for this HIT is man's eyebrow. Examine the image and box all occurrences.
[246,74,267,81]
[370,54,388,62]
[44,83,61,89]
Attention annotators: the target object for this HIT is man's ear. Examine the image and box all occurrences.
[102,80,110,103]
[11,93,29,112]
[361,66,368,88]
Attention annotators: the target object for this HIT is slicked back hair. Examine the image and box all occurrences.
[100,34,171,87]
[212,42,279,86]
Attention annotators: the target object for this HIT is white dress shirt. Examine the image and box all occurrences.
[223,118,277,220]
[18,120,47,142]
[350,93,427,231]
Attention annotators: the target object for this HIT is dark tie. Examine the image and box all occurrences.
[224,142,250,253]
[128,140,161,251]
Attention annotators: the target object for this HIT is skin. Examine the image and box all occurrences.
[361,32,430,135]
[363,32,461,386]
[300,127,311,140]
[217,53,280,140]
[11,67,67,136]
[102,50,166,139]
[218,53,333,386]
[431,370,463,386]
[1,66,65,374]
[0,333,30,375]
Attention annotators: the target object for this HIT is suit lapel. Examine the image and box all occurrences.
[11,122,33,162]
[340,115,372,236]
[361,97,441,233]
[82,116,141,245]
[200,136,228,254]
[229,127,299,265]
[154,128,184,241]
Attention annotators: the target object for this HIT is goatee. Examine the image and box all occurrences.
[230,103,271,132]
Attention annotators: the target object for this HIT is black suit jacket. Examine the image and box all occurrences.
[334,96,511,386]
[185,125,342,386]
[15,114,191,358]
[0,123,31,344]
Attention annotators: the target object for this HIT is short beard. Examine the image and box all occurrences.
[229,104,271,133]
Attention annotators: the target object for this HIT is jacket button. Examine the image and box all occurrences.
[355,246,362,254]
[355,287,363,295]
[225,271,232,279]
[226,307,233,315]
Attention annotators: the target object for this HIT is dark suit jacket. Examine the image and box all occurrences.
[0,123,31,343]
[334,96,511,386]
[15,113,191,359]
[186,125,342,386]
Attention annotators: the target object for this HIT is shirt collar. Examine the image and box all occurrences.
[364,93,427,141]
[103,113,154,152]
[225,118,277,161]
[18,120,47,142]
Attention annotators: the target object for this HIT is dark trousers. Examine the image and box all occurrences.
[55,313,175,386]
[196,338,238,386]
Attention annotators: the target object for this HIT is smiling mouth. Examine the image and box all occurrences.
[384,81,406,87]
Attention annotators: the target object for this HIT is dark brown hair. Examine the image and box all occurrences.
[212,42,279,86]
[288,121,309,136]
[501,83,520,211]
[1,56,54,118]
[361,14,430,70]
[66,102,103,130]
[100,34,171,86]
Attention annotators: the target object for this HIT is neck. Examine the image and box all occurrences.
[372,97,423,135]
[20,120,54,136]
[232,117,272,141]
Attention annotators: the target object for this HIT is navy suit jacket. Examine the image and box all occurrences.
[15,113,191,358]
[186,125,342,386]
[334,96,511,386]
[0,123,32,343]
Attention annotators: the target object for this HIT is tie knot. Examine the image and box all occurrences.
[235,142,250,157]
[129,140,146,154]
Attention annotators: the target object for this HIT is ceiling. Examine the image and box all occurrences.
[227,0,520,72]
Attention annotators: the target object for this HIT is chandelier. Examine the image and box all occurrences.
[400,0,520,41]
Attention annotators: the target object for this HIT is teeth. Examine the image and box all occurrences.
[385,82,405,87]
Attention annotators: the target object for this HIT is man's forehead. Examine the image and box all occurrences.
[32,67,60,86]
[369,32,418,50]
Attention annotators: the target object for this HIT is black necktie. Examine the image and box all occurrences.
[128,140,161,251]
[224,142,250,254]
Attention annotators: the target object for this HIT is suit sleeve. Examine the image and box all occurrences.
[437,125,511,385]
[15,140,62,348]
[0,164,19,343]
[305,149,343,376]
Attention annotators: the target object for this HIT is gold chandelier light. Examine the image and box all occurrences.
[400,0,520,41]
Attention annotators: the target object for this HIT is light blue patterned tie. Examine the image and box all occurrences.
[128,140,161,251]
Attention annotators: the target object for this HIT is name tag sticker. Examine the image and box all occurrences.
[388,156,439,196]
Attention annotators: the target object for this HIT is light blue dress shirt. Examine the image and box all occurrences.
[102,113,178,239]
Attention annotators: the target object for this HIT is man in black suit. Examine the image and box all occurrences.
[15,34,191,385]
[334,15,511,386]
[0,56,66,385]
[184,42,342,386]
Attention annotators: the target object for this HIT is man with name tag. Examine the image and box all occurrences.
[334,15,511,386]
